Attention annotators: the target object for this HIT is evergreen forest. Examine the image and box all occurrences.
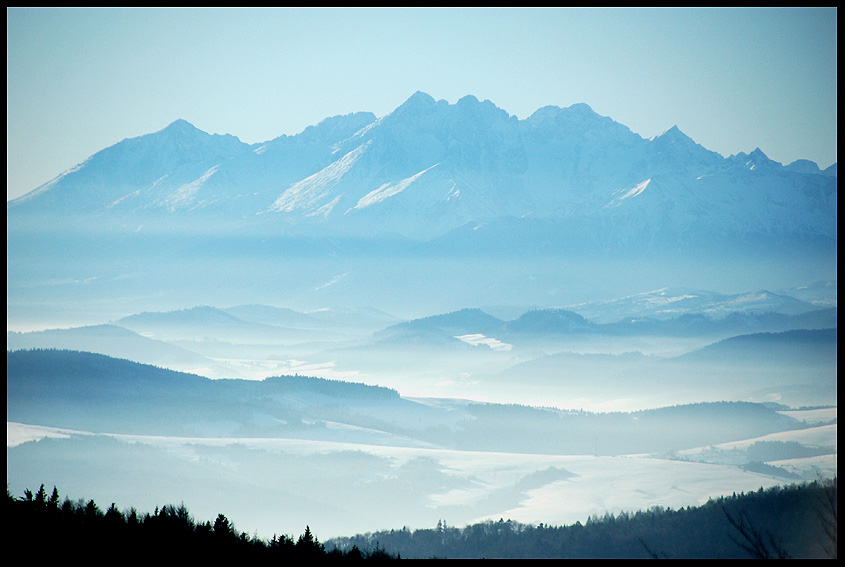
[329,479,837,559]
[8,478,835,560]
[6,484,395,561]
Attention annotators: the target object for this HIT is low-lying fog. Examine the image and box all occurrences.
[6,283,837,541]
[8,294,837,412]
[7,415,836,540]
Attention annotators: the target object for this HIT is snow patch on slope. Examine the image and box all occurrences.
[269,141,371,213]
[455,333,513,351]
[349,163,439,212]
[605,178,651,208]
[161,165,220,210]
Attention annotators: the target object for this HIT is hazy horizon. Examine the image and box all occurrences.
[7,7,837,202]
[6,7,836,556]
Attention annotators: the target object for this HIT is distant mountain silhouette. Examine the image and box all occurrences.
[8,93,836,318]
[676,328,838,365]
[374,308,503,340]
[8,92,836,246]
[6,324,217,374]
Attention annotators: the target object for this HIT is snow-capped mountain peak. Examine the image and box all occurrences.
[160,118,200,135]
[7,93,836,247]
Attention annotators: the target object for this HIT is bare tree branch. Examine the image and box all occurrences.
[721,504,792,559]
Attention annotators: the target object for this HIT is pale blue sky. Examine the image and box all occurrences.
[6,7,837,201]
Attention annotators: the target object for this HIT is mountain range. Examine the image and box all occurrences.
[7,92,837,321]
[6,92,837,550]
[8,91,836,244]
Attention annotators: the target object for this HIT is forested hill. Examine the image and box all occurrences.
[7,348,809,454]
[327,479,837,559]
[675,327,837,365]
[7,349,400,436]
[7,348,398,401]
[8,479,836,559]
[6,484,396,561]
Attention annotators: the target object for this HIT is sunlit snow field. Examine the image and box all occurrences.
[7,411,835,539]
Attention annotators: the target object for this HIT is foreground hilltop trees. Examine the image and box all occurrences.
[328,479,837,559]
[6,485,395,561]
[8,479,836,559]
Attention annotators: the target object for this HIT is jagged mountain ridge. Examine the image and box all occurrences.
[8,91,837,243]
[562,287,828,324]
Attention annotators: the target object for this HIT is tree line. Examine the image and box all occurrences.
[6,484,396,561]
[328,478,837,559]
[8,478,835,559]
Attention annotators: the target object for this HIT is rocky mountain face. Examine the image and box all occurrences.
[7,92,837,318]
[8,92,837,245]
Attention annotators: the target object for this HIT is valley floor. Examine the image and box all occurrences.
[6,411,836,541]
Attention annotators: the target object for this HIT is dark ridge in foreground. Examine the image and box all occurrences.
[6,485,397,561]
[9,480,835,560]
[328,479,837,559]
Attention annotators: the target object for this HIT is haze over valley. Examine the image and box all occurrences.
[7,90,836,553]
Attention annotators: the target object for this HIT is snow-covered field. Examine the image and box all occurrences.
[7,419,835,540]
